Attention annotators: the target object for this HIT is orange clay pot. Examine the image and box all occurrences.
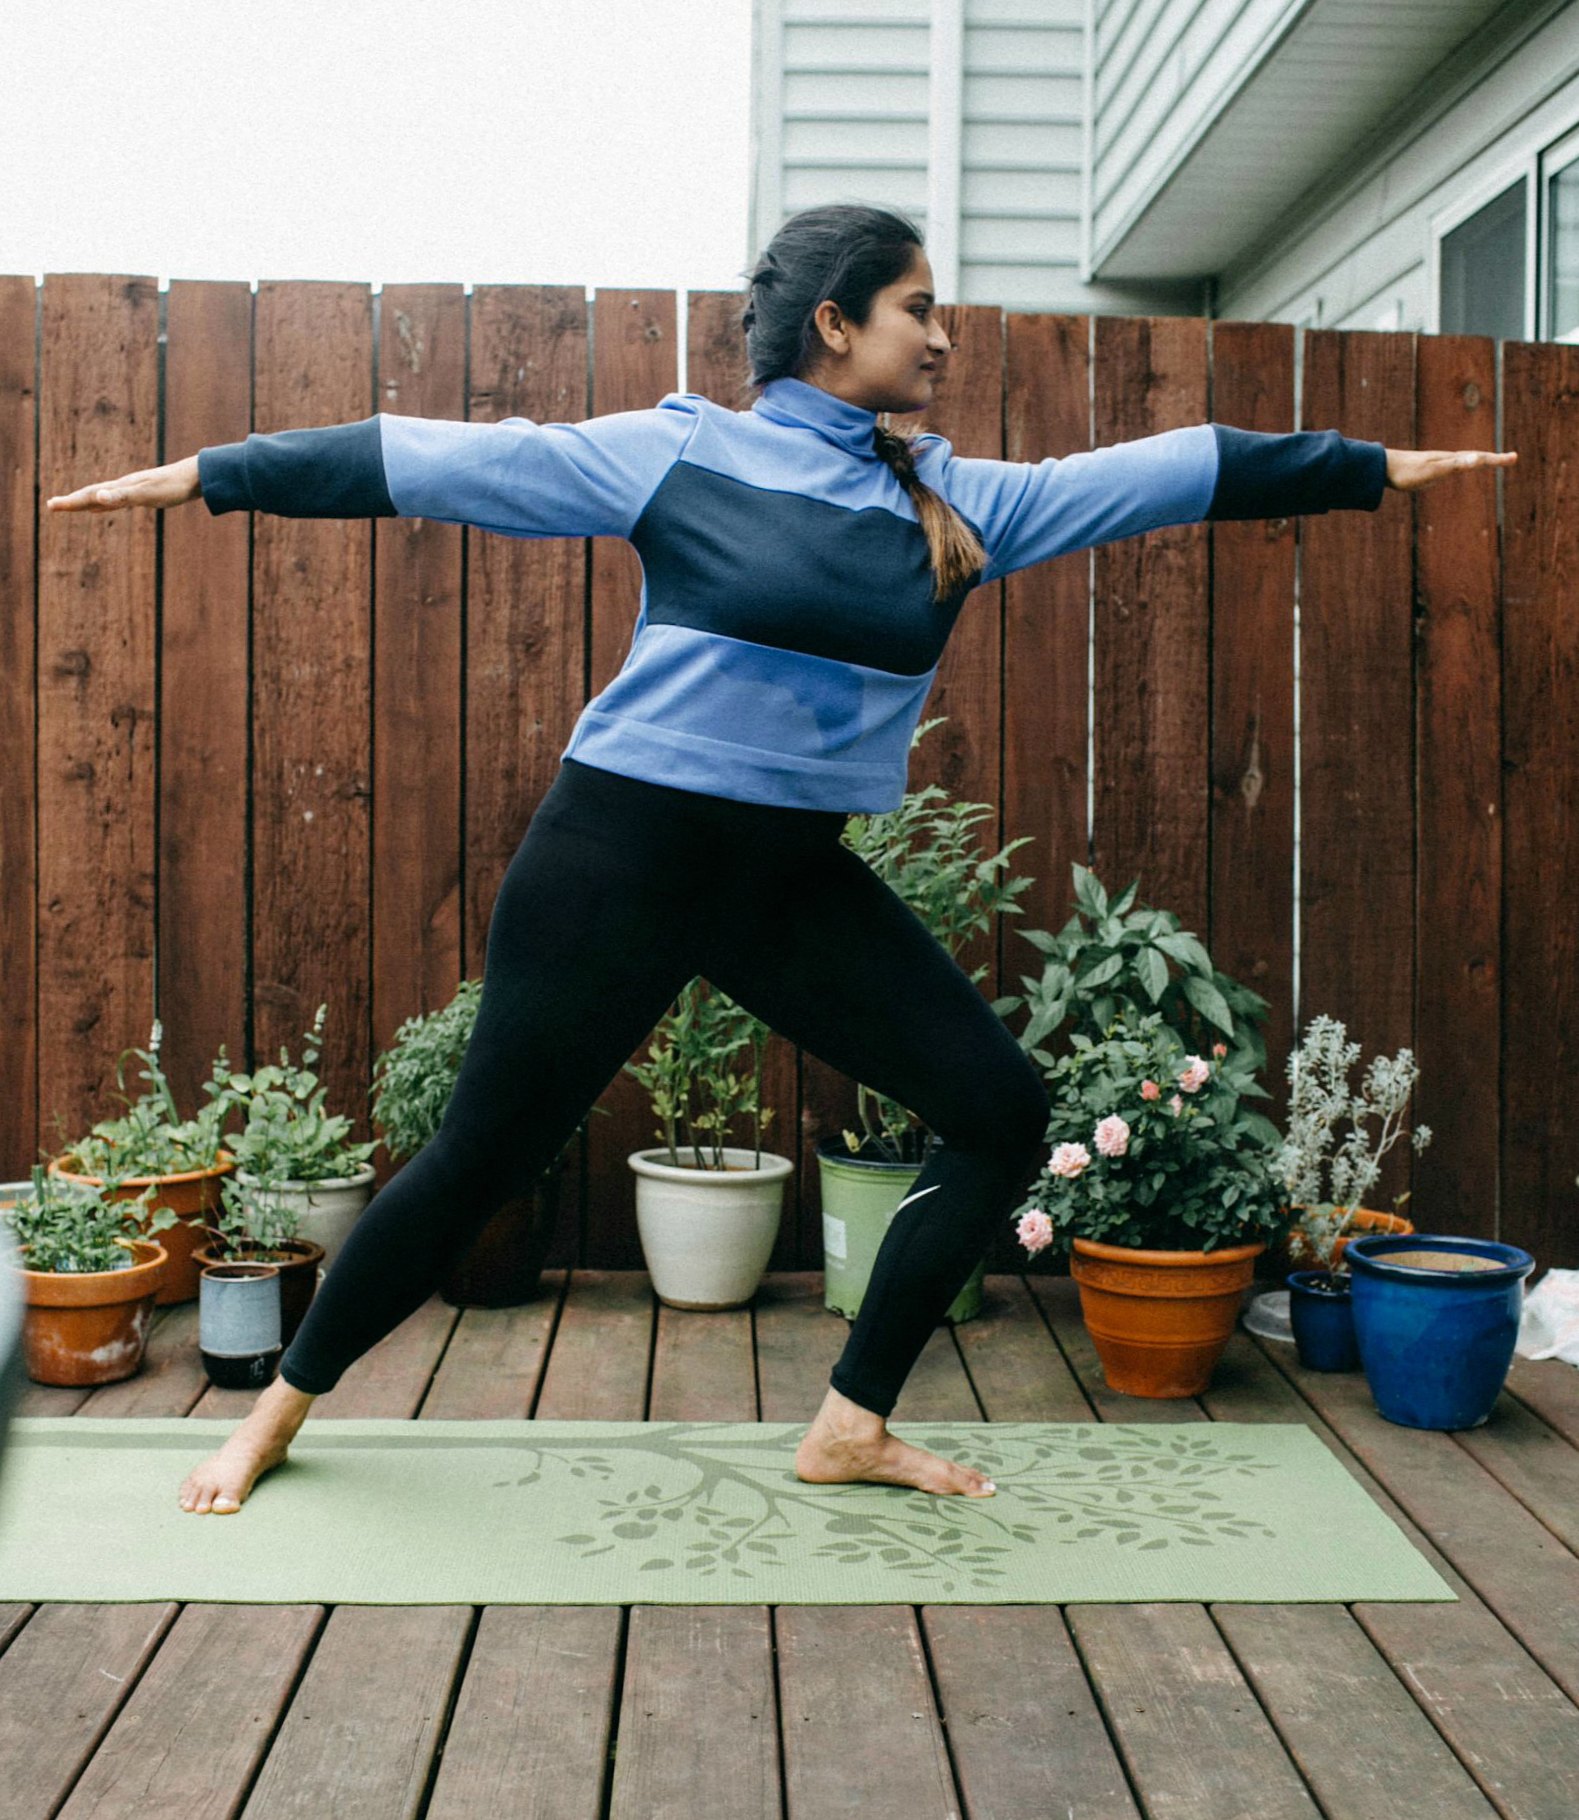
[48,1152,235,1306]
[15,1237,167,1386]
[1070,1235,1265,1398]
[1280,1206,1414,1273]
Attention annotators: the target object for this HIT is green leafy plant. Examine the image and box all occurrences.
[369,977,599,1168]
[1013,1006,1288,1256]
[2,1162,173,1275]
[625,977,775,1171]
[205,1003,380,1262]
[52,1019,237,1180]
[1276,1013,1432,1264]
[995,864,1277,1147]
[834,716,1035,1164]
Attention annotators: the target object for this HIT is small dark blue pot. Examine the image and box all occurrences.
[1286,1271,1359,1371]
[1347,1233,1535,1430]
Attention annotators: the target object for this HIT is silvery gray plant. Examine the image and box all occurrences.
[1275,1014,1433,1243]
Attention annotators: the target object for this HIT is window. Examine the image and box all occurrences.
[1438,177,1526,339]
[1545,131,1579,342]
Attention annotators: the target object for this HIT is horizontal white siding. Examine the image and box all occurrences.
[751,0,1199,313]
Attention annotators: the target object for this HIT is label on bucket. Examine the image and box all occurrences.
[822,1213,847,1262]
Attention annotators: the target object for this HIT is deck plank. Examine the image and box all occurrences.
[609,1275,781,1819]
[1208,1333,1579,1820]
[1070,1603,1323,1820]
[0,1604,180,1820]
[930,1275,1143,1819]
[1212,1604,1496,1819]
[420,1271,622,1820]
[1453,1391,1579,1553]
[756,1270,965,1816]
[1254,1335,1579,1703]
[1506,1357,1579,1449]
[239,1606,473,1820]
[56,1603,322,1820]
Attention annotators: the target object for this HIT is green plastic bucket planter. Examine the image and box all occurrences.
[815,1136,984,1325]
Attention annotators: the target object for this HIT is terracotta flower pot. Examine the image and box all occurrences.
[193,1237,325,1348]
[48,1153,235,1306]
[13,1237,167,1386]
[1281,1206,1414,1272]
[1069,1235,1265,1398]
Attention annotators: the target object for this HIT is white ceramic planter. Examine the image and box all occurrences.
[628,1146,794,1310]
[235,1163,377,1274]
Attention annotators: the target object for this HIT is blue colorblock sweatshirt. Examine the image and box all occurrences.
[197,374,1387,812]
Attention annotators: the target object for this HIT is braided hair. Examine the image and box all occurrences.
[740,204,986,602]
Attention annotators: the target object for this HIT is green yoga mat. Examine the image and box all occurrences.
[0,1417,1453,1605]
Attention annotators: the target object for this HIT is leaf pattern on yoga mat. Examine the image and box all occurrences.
[487,1421,1280,1594]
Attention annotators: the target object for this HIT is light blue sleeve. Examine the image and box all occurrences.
[198,391,703,538]
[932,424,1221,585]
[379,392,703,539]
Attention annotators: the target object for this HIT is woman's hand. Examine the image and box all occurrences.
[46,453,202,514]
[1385,447,1517,492]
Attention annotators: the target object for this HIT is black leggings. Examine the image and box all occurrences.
[278,756,1052,1419]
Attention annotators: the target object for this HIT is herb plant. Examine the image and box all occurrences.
[3,1163,174,1275]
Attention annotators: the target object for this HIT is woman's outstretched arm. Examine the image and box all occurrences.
[48,395,705,538]
[931,423,1517,586]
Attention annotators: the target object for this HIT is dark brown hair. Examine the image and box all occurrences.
[741,203,986,600]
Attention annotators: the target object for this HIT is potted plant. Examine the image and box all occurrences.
[1281,1196,1367,1370]
[2,1162,174,1385]
[1015,1006,1290,1396]
[996,862,1279,1131]
[194,1003,375,1342]
[48,1020,237,1305]
[1274,1014,1432,1269]
[625,974,793,1309]
[817,716,1036,1325]
[371,978,588,1306]
[1346,1232,1536,1430]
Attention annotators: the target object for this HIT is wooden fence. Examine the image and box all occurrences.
[1,275,1573,1272]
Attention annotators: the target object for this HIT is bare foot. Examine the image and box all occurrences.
[795,1385,997,1497]
[178,1378,316,1513]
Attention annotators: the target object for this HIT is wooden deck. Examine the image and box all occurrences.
[5,1269,1579,1819]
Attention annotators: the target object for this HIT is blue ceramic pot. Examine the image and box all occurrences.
[1347,1234,1534,1430]
[1286,1271,1359,1371]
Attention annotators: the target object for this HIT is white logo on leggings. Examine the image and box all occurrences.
[895,1184,941,1213]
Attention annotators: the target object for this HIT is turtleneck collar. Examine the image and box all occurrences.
[751,374,882,460]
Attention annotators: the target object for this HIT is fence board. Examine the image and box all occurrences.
[1092,311,1212,937]
[1298,327,1417,1215]
[36,274,160,1154]
[159,280,252,1125]
[466,285,591,1265]
[1501,338,1578,1265]
[1414,331,1502,1240]
[250,281,375,1145]
[1208,318,1297,1128]
[584,289,678,1269]
[369,283,466,1198]
[0,276,37,1174]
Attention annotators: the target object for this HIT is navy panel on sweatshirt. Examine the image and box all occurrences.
[632,457,982,678]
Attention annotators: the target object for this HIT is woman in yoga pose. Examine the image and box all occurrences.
[48,204,1512,1512]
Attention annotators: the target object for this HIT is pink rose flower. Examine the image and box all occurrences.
[1139,1079,1160,1101]
[1094,1114,1130,1158]
[1178,1056,1210,1093]
[1212,1041,1228,1059]
[1047,1141,1091,1178]
[1169,1093,1183,1116]
[1017,1210,1055,1256]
